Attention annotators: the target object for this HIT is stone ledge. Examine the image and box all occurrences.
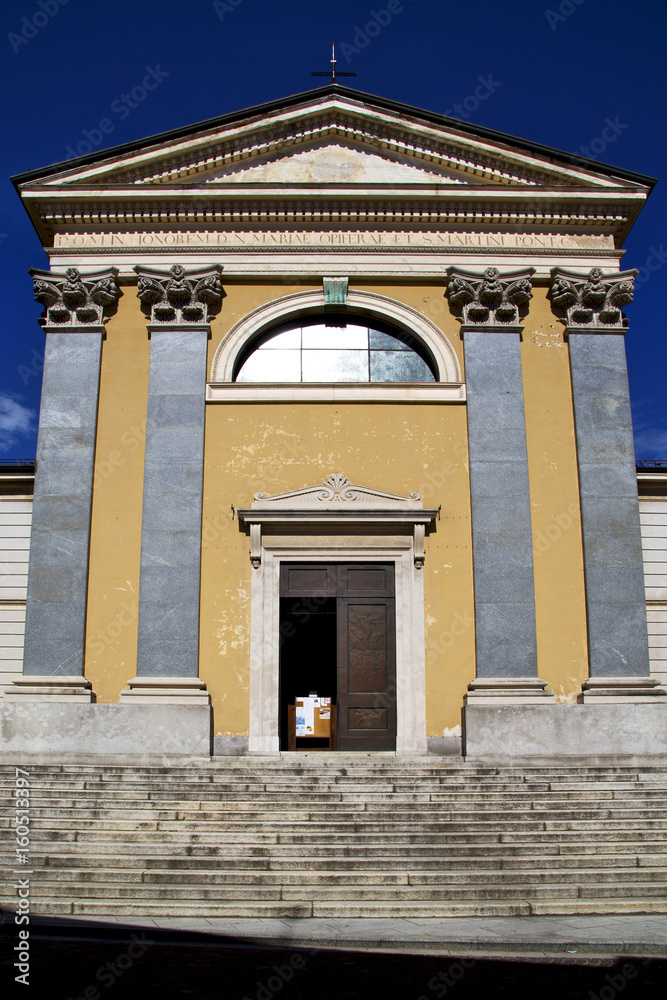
[0,703,212,756]
[464,703,667,757]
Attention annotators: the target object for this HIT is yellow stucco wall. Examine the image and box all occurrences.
[83,278,589,729]
[85,292,149,703]
[200,399,474,738]
[522,286,589,701]
[200,282,474,738]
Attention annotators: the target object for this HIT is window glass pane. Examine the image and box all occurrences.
[302,350,369,382]
[369,328,412,351]
[370,351,436,383]
[258,328,301,349]
[236,350,301,382]
[303,323,368,350]
[232,313,438,383]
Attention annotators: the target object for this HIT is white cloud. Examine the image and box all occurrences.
[0,394,36,451]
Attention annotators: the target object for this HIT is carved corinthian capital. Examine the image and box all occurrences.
[30,267,121,328]
[134,264,224,325]
[549,267,637,331]
[446,266,534,327]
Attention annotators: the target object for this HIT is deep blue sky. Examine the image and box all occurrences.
[1,0,665,461]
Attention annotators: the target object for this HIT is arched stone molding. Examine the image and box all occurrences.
[208,289,464,402]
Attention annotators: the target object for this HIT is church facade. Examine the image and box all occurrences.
[2,86,665,759]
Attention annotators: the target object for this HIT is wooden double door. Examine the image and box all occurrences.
[279,563,396,751]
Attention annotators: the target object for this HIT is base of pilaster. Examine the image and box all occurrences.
[119,676,210,706]
[213,736,249,756]
[396,735,428,754]
[578,677,667,704]
[464,677,555,706]
[4,676,93,703]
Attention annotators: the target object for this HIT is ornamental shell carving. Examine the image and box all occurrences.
[252,474,422,509]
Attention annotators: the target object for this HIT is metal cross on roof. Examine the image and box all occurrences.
[311,43,357,84]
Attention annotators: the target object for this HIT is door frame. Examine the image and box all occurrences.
[248,540,427,754]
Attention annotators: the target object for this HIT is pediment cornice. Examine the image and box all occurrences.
[251,474,423,510]
[14,91,652,248]
[27,106,639,191]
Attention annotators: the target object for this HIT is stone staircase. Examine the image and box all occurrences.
[2,758,667,919]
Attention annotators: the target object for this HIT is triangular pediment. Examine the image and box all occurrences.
[22,91,645,193]
[251,474,424,510]
[13,87,653,245]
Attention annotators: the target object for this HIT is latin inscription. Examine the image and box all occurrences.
[54,230,611,250]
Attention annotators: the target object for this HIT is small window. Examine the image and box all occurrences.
[233,315,437,383]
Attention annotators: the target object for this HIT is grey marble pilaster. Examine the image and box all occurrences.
[464,329,538,678]
[136,327,208,677]
[23,330,103,676]
[569,333,651,677]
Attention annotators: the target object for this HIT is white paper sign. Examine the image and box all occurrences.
[295,696,318,736]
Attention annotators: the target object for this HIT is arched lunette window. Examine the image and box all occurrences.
[233,315,437,383]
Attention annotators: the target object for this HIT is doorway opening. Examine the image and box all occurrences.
[278,562,396,751]
[279,596,337,750]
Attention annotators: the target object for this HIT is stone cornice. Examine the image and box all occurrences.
[29,266,120,328]
[30,104,641,191]
[238,474,437,569]
[22,189,642,250]
[549,267,637,332]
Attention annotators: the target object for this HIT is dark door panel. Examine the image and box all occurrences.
[280,564,337,598]
[337,594,396,751]
[337,564,394,597]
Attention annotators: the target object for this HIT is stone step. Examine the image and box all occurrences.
[15,900,534,919]
[307,900,667,918]
[527,899,667,916]
[16,801,667,819]
[39,840,667,859]
[7,762,666,920]
[32,817,560,832]
[16,881,667,903]
[21,793,667,811]
[0,883,576,902]
[20,784,667,798]
[6,771,667,785]
[29,826,667,844]
[31,866,667,885]
[24,898,663,919]
[6,764,667,777]
[37,851,657,872]
[15,778,667,795]
[56,772,651,783]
